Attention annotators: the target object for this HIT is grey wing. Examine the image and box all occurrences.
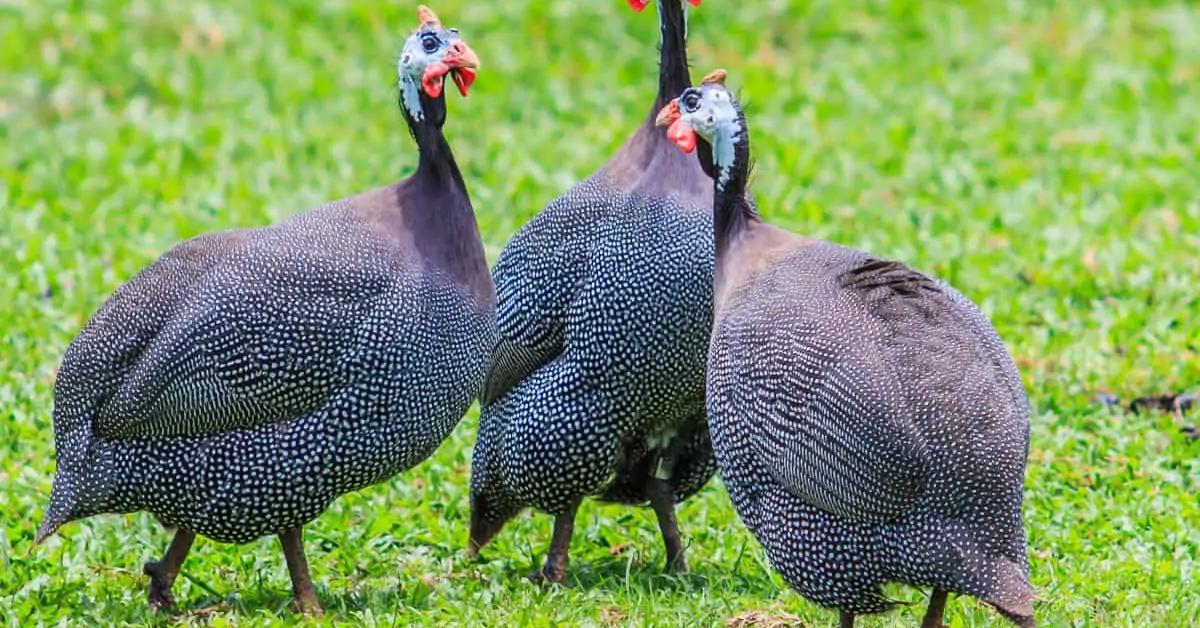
[53,230,245,443]
[725,318,929,524]
[481,329,562,408]
[84,239,386,439]
[479,210,586,406]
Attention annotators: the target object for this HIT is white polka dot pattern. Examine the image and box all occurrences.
[41,192,496,545]
[709,240,1034,620]
[470,143,719,533]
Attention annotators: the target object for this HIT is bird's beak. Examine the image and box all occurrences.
[655,99,680,128]
[467,496,507,557]
[444,40,480,97]
[421,40,480,99]
[656,100,697,153]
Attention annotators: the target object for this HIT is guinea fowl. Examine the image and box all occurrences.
[656,70,1035,627]
[34,6,492,614]
[468,0,714,582]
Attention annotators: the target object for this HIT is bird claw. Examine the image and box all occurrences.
[293,589,324,616]
[143,561,176,612]
[527,566,566,587]
[665,554,689,574]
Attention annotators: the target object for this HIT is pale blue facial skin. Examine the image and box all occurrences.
[674,85,743,190]
[396,26,464,120]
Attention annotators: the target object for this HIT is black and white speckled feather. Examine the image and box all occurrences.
[661,77,1034,625]
[37,17,495,558]
[468,0,716,575]
[709,244,1032,617]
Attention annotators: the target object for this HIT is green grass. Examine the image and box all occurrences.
[2,0,1199,625]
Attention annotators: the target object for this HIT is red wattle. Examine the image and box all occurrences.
[628,0,650,12]
[452,68,476,97]
[688,0,701,5]
[422,62,450,98]
[667,120,696,153]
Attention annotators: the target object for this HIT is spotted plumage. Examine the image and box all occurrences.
[658,75,1035,626]
[36,7,492,614]
[468,0,716,580]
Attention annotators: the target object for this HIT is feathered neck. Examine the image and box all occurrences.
[399,75,465,188]
[704,105,758,254]
[653,0,692,113]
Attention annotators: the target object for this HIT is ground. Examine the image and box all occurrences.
[1,0,1198,625]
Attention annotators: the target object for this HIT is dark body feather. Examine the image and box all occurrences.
[709,234,1032,619]
[674,80,1034,625]
[40,73,495,548]
[469,0,716,575]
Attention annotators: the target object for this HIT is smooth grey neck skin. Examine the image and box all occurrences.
[603,0,709,199]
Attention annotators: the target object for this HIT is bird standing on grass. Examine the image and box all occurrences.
[656,70,1035,627]
[468,0,714,583]
[35,5,490,615]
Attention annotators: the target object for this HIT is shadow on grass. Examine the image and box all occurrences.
[172,573,455,619]
[154,548,775,621]
[486,553,772,597]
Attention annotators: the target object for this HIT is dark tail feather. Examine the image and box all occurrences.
[985,558,1036,627]
[34,476,77,546]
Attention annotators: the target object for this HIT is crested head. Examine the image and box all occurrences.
[655,68,746,189]
[397,5,480,122]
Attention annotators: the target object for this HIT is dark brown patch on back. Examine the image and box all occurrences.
[841,258,942,297]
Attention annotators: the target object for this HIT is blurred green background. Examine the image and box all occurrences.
[1,0,1198,625]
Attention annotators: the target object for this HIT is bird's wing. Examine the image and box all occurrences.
[479,206,588,406]
[718,313,930,524]
[480,319,564,408]
[75,235,390,439]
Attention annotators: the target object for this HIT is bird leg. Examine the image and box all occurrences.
[921,588,949,628]
[278,528,323,615]
[531,500,580,585]
[645,477,687,573]
[143,528,196,611]
[839,610,855,628]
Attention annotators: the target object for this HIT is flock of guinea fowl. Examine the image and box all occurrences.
[34,4,1037,627]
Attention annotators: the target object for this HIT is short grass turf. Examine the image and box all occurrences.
[2,0,1199,625]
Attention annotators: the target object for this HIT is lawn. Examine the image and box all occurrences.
[2,0,1199,625]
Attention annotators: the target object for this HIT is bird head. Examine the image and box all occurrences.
[397,5,480,119]
[655,69,745,186]
[466,416,523,557]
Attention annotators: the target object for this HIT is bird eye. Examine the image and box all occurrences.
[682,91,702,112]
[421,34,439,53]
